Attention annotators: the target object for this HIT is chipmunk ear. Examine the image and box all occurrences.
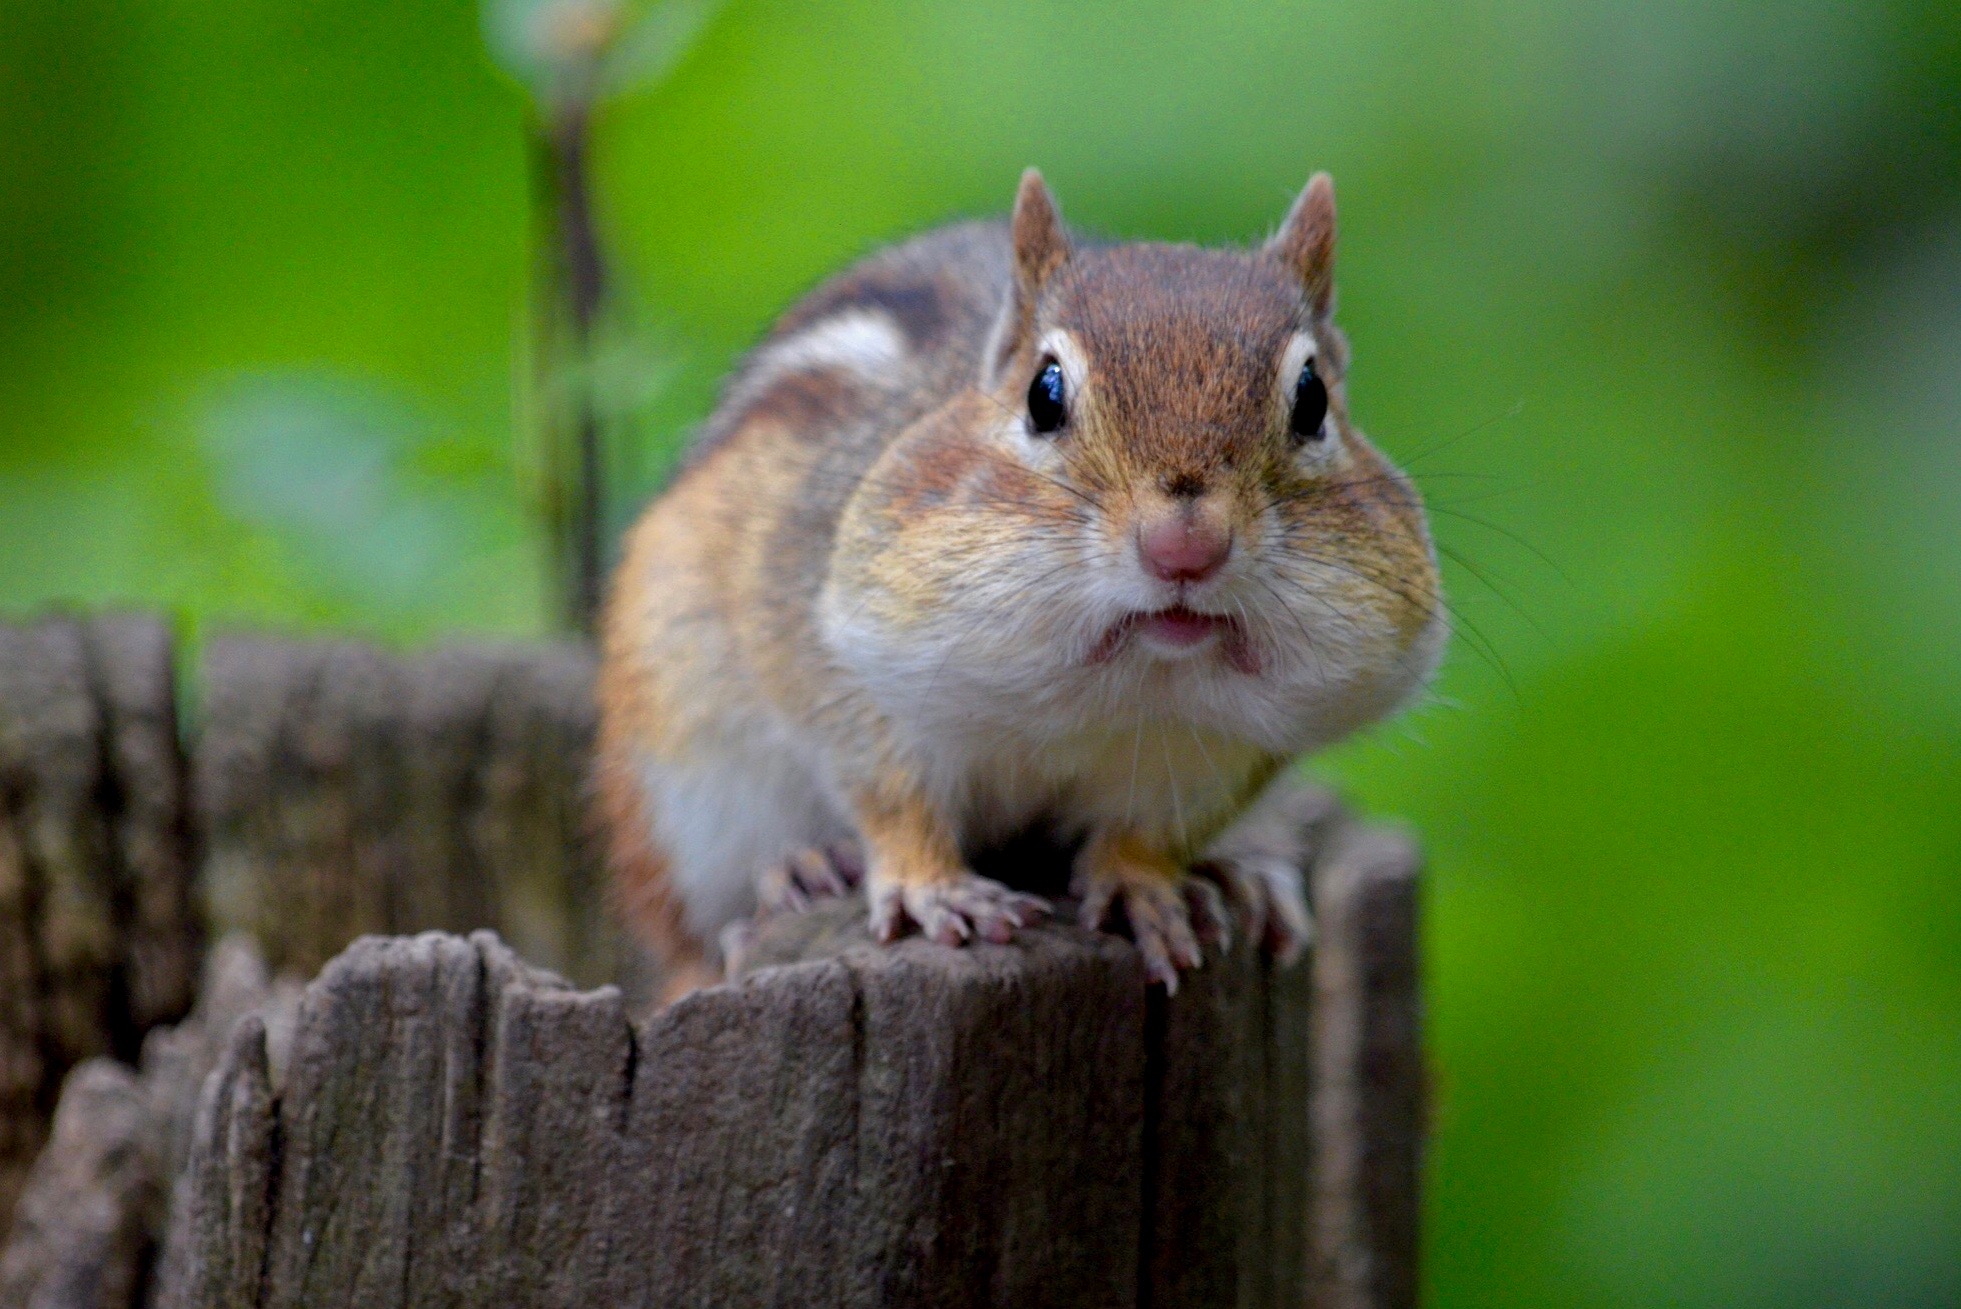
[987,169,1071,385]
[1011,168,1070,292]
[1267,172,1337,316]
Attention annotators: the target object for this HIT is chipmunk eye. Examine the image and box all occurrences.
[1290,360,1328,443]
[1028,360,1068,435]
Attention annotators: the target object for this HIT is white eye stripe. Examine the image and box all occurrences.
[1277,332,1318,402]
[1280,331,1340,460]
[1037,329,1091,396]
[997,329,1089,459]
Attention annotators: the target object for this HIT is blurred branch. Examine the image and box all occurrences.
[528,101,608,635]
[492,0,719,636]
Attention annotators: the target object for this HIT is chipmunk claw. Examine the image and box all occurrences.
[1079,871,1229,995]
[1186,877,1234,950]
[867,873,1049,947]
[757,841,866,917]
[1205,854,1313,965]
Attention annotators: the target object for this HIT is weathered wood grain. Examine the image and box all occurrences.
[85,617,199,1042]
[734,896,1327,1309]
[147,822,1426,1309]
[153,1016,277,1309]
[1309,826,1424,1309]
[8,858,1426,1309]
[0,1059,162,1309]
[1139,778,1345,1309]
[0,616,198,1234]
[193,635,623,989]
[152,924,1159,1308]
[0,938,294,1309]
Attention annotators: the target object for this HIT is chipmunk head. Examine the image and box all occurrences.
[830,170,1445,752]
[983,171,1442,736]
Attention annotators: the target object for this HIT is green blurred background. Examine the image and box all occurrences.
[4,0,1958,1301]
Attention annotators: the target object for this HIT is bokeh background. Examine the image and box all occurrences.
[4,0,1958,1302]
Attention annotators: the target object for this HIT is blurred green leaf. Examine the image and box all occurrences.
[195,372,544,628]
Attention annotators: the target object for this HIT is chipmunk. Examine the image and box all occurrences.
[597,170,1444,999]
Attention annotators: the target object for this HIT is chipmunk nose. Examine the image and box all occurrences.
[1138,514,1232,584]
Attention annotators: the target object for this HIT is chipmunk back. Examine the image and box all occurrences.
[598,171,1444,999]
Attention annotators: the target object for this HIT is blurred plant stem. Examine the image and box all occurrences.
[528,96,608,635]
[492,0,718,635]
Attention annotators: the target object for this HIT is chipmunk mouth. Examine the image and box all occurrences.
[1087,607,1261,674]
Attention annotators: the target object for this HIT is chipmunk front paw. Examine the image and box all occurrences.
[1075,841,1232,993]
[1203,853,1312,965]
[867,872,1050,947]
[756,840,865,916]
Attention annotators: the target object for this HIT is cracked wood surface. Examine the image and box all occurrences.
[162,927,1148,1308]
[153,819,1420,1309]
